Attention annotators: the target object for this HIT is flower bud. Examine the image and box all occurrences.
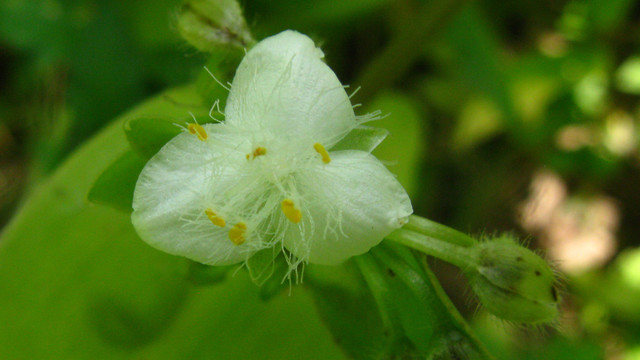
[465,235,559,324]
[177,0,254,52]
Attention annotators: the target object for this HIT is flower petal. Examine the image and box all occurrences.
[282,151,413,265]
[225,30,356,148]
[131,124,258,266]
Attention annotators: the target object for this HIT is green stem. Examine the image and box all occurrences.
[404,215,476,247]
[386,215,478,269]
[352,0,472,103]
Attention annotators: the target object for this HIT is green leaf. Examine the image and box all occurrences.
[0,85,346,359]
[87,150,147,212]
[332,126,389,152]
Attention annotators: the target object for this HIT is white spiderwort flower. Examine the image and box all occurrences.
[131,30,413,267]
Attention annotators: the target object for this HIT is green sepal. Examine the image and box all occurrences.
[257,256,289,301]
[371,242,495,359]
[87,150,147,213]
[196,48,245,105]
[246,247,280,286]
[124,117,183,159]
[185,260,233,286]
[370,245,436,356]
[124,114,220,160]
[353,253,411,357]
[332,126,389,152]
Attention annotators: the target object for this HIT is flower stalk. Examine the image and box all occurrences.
[388,215,560,324]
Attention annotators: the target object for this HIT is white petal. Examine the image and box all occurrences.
[225,30,356,148]
[131,124,259,266]
[282,151,413,265]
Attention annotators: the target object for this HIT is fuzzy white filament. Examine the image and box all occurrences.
[131,30,413,268]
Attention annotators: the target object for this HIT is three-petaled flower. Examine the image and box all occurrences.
[131,30,412,268]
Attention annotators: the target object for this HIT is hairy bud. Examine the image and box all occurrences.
[177,0,254,52]
[465,235,559,324]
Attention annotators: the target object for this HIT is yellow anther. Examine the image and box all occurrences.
[188,123,208,141]
[313,143,331,164]
[254,147,267,158]
[228,222,247,245]
[281,199,302,223]
[204,208,225,227]
[246,146,267,160]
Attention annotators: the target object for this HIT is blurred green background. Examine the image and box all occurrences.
[2,0,640,359]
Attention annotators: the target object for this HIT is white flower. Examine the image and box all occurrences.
[131,30,412,267]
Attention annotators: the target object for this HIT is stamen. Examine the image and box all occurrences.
[281,199,302,223]
[247,147,267,160]
[188,123,208,141]
[313,143,331,164]
[204,208,225,227]
[253,147,267,158]
[228,222,247,245]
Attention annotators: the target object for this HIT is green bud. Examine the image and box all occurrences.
[465,235,559,324]
[177,0,254,52]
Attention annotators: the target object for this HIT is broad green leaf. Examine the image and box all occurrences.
[87,150,147,212]
[332,126,389,152]
[0,85,346,359]
[367,92,424,198]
